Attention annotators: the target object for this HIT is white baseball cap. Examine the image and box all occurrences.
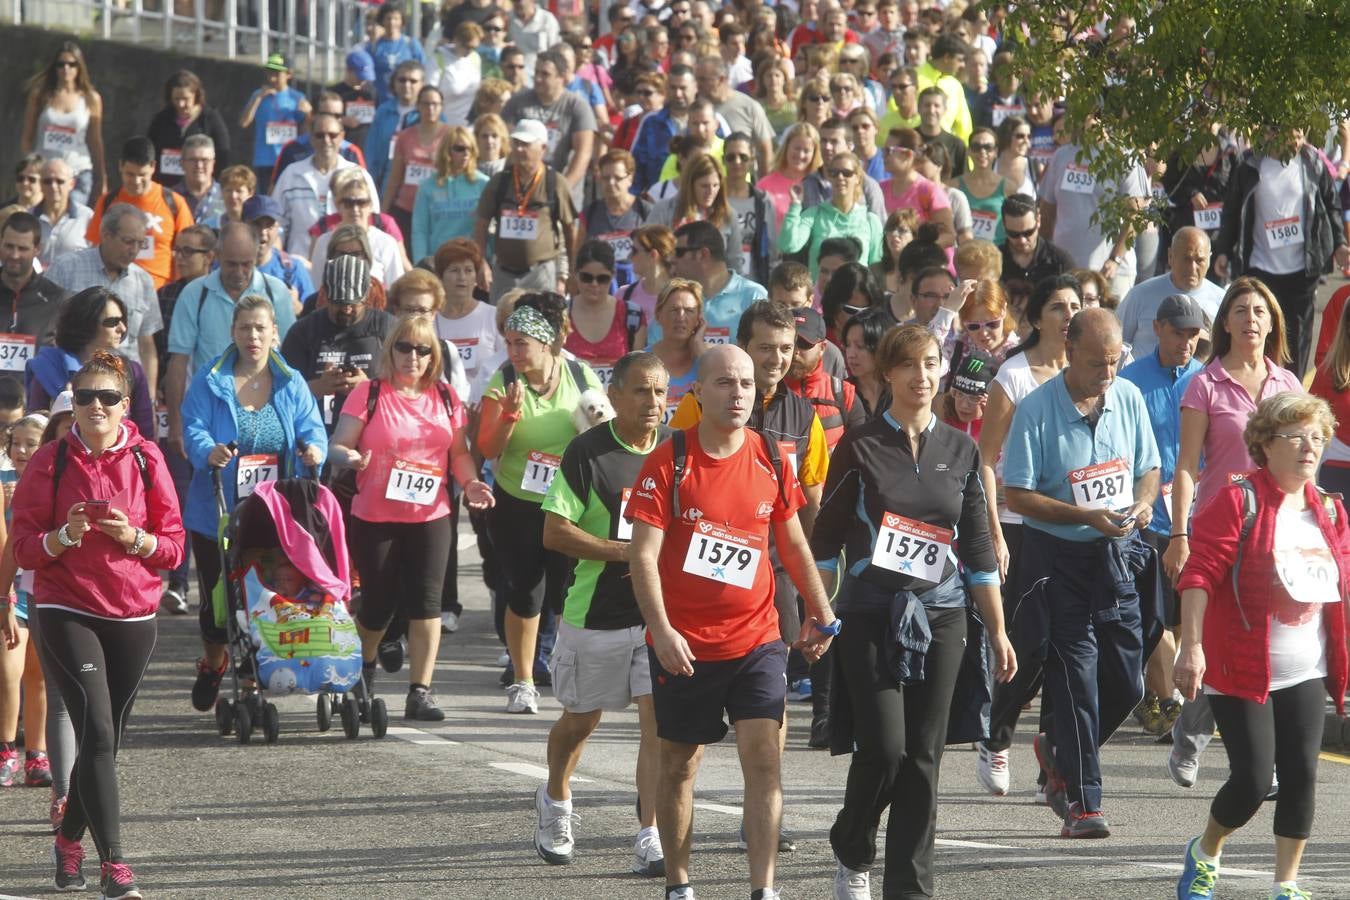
[51,390,74,418]
[510,119,549,146]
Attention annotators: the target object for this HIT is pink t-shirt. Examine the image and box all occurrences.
[1181,357,1304,510]
[883,173,951,220]
[565,298,643,381]
[392,125,448,212]
[757,171,805,231]
[341,379,465,524]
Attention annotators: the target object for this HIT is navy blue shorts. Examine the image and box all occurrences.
[648,640,788,745]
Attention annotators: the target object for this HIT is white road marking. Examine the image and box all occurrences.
[388,725,458,745]
[491,761,593,782]
[692,802,743,816]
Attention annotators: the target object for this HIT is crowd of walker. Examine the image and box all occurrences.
[0,2,1348,898]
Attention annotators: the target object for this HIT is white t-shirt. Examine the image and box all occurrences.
[1269,504,1332,690]
[434,301,503,403]
[309,227,406,288]
[1248,156,1307,276]
[271,157,381,257]
[992,351,1047,526]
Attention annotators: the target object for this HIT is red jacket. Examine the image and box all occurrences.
[1177,466,1349,712]
[12,424,185,620]
[785,360,862,450]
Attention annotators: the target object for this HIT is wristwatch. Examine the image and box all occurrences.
[56,524,81,547]
[812,617,843,637]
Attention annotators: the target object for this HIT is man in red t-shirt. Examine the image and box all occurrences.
[627,344,836,900]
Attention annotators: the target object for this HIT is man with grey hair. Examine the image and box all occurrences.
[694,54,773,175]
[34,157,92,267]
[998,307,1161,839]
[501,48,596,209]
[47,202,162,387]
[1115,226,1223,359]
[172,134,224,225]
[507,0,560,85]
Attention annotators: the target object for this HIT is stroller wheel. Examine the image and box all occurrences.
[341,695,360,740]
[370,698,389,739]
[235,703,253,745]
[316,695,332,732]
[263,702,281,744]
[216,698,235,737]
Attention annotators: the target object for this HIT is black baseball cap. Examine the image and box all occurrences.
[950,349,995,396]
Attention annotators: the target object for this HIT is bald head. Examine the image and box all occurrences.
[1067,307,1122,348]
[1065,308,1123,400]
[694,344,756,432]
[1168,227,1212,290]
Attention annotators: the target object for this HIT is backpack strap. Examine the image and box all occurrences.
[161,184,178,220]
[196,284,211,317]
[670,428,687,519]
[620,281,639,305]
[366,377,382,420]
[52,439,152,501]
[760,430,789,509]
[565,359,588,390]
[623,300,643,351]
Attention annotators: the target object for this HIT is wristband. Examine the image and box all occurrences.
[501,410,522,422]
[129,528,146,556]
[57,524,81,547]
[1170,532,1189,540]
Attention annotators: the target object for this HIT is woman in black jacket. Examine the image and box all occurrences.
[146,70,231,189]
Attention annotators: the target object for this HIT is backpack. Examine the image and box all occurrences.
[52,439,152,502]
[668,428,787,519]
[100,185,179,226]
[501,358,590,392]
[196,275,283,318]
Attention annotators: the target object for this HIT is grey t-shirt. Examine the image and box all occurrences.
[502,88,597,209]
[1040,143,1149,274]
[715,91,774,146]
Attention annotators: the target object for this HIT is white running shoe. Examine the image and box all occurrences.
[497,651,511,667]
[440,612,459,633]
[833,857,870,900]
[506,681,540,714]
[666,888,696,900]
[976,744,1011,796]
[533,785,576,865]
[632,829,665,877]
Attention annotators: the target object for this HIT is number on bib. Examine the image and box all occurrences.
[236,454,279,498]
[500,211,541,240]
[266,120,298,146]
[385,459,444,506]
[599,232,634,262]
[1264,216,1303,249]
[41,124,76,154]
[1193,204,1222,231]
[159,149,184,177]
[349,101,376,125]
[1068,459,1133,511]
[521,450,561,495]
[405,162,435,185]
[617,487,633,541]
[681,521,763,589]
[451,338,479,371]
[871,512,952,583]
[969,210,997,241]
[0,334,36,373]
[704,327,731,346]
[155,404,170,440]
[1060,163,1096,194]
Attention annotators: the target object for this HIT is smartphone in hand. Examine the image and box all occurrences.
[82,500,111,520]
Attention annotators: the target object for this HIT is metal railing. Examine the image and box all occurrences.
[4,0,389,83]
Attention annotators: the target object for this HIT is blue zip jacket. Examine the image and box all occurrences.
[411,170,490,260]
[181,346,328,537]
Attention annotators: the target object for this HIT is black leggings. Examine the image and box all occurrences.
[350,515,454,632]
[38,609,157,863]
[486,484,567,618]
[193,531,227,646]
[1208,678,1326,839]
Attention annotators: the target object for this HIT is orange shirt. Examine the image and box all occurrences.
[85,185,195,289]
[627,428,804,660]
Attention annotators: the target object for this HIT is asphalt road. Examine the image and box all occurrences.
[3,279,1350,899]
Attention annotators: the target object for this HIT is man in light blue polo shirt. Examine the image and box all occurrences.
[1000,308,1160,840]
[649,220,766,347]
[162,220,296,456]
[1115,227,1223,359]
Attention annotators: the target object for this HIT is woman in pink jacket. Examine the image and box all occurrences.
[10,350,185,900]
[1173,391,1349,900]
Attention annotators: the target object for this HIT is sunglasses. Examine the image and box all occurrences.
[795,337,820,351]
[73,388,124,407]
[340,197,372,207]
[394,341,433,358]
[17,175,39,184]
[174,245,210,256]
[1005,226,1037,239]
[829,168,857,178]
[805,93,830,103]
[841,303,868,316]
[55,60,78,69]
[965,319,1002,332]
[102,316,126,328]
[577,271,611,284]
[970,143,997,152]
[450,144,471,153]
[724,152,751,163]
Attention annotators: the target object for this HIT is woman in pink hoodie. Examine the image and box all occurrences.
[11,350,184,900]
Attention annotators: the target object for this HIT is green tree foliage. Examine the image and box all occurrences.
[996,0,1350,235]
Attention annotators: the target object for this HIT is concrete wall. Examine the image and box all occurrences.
[0,24,319,191]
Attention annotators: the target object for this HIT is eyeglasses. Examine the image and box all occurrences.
[1080,293,1101,303]
[724,152,751,163]
[174,245,210,256]
[450,144,471,153]
[394,341,434,358]
[965,319,1002,332]
[313,131,343,141]
[828,168,857,179]
[1272,432,1327,449]
[340,197,372,208]
[73,388,124,407]
[577,271,611,284]
[183,156,214,165]
[914,290,953,303]
[970,142,997,152]
[805,93,829,103]
[101,316,126,328]
[16,175,39,185]
[1005,226,1037,240]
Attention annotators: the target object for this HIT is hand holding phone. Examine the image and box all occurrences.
[82,500,111,521]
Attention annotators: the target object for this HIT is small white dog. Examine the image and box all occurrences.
[573,388,616,432]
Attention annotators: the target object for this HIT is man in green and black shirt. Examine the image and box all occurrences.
[534,352,670,877]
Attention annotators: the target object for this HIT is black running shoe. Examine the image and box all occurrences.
[378,638,405,673]
[191,658,226,712]
[406,687,446,721]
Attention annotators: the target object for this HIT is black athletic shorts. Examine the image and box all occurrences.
[648,640,788,745]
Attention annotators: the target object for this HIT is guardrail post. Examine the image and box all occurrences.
[226,0,237,57]
[132,0,143,44]
[163,0,173,48]
[101,0,113,39]
[258,0,269,62]
[306,0,316,83]
[285,0,296,69]
[195,0,205,54]
[324,0,337,83]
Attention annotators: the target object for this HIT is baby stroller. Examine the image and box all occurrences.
[209,470,386,743]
